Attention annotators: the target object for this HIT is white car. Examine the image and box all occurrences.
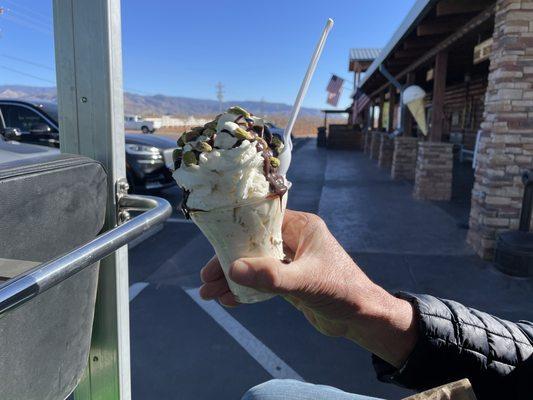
[124,115,156,134]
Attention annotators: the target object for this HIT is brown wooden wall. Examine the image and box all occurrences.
[442,77,487,150]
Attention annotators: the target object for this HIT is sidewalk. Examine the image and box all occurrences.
[315,143,533,322]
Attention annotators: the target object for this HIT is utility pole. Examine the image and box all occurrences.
[260,97,266,116]
[216,82,224,113]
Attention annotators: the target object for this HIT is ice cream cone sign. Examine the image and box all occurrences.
[403,85,428,136]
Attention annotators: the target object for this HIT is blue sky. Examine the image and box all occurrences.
[0,0,416,109]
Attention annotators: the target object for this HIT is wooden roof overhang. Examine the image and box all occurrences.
[361,0,497,99]
[321,109,351,114]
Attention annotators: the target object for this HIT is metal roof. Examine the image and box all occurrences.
[360,0,438,89]
[349,48,382,61]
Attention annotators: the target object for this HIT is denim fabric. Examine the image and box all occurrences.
[242,379,383,400]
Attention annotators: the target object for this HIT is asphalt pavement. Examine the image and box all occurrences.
[128,138,533,400]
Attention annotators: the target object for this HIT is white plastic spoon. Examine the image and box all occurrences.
[278,18,334,176]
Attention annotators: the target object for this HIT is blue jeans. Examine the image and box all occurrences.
[242,379,383,400]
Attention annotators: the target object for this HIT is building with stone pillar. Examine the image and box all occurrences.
[351,0,532,261]
[467,0,533,259]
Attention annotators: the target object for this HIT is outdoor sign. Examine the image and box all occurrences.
[474,38,493,65]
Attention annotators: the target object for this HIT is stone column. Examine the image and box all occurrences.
[370,132,381,160]
[363,130,372,154]
[378,134,394,168]
[392,137,418,181]
[413,142,453,201]
[467,0,533,259]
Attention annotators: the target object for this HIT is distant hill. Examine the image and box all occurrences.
[0,85,322,117]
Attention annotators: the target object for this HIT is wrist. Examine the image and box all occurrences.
[344,285,418,368]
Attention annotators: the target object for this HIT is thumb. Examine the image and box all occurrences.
[229,257,300,294]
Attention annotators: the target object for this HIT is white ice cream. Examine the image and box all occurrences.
[172,107,289,304]
[173,139,270,211]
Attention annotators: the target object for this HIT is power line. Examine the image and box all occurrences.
[1,54,55,71]
[1,0,52,24]
[3,6,52,31]
[0,64,55,84]
[0,14,53,35]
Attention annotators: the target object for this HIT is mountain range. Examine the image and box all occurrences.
[0,85,322,117]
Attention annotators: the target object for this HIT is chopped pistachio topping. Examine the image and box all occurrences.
[184,130,202,143]
[271,136,283,148]
[269,157,281,168]
[183,151,198,166]
[195,141,213,153]
[172,148,183,162]
[203,128,216,137]
[228,106,251,119]
[234,127,255,141]
[204,121,217,130]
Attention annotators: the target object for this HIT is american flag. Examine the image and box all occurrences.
[326,87,343,106]
[352,89,371,117]
[326,75,344,95]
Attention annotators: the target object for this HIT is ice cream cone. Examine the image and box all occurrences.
[407,98,428,136]
[190,194,288,304]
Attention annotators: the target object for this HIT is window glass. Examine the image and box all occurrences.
[1,105,49,133]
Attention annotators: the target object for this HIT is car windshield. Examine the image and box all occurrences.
[37,103,59,124]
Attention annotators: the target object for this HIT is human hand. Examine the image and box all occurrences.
[199,210,417,367]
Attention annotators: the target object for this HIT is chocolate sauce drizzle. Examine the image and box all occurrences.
[177,112,288,218]
[255,139,287,198]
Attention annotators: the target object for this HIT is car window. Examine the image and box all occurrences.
[1,105,51,133]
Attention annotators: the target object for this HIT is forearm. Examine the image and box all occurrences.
[344,284,418,368]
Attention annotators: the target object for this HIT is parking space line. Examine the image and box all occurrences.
[185,287,304,381]
[129,282,149,302]
[166,217,194,224]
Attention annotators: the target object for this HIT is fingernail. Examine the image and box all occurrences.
[230,261,253,285]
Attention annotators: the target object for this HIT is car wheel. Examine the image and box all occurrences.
[141,126,149,134]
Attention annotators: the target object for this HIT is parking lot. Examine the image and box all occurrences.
[127,137,533,400]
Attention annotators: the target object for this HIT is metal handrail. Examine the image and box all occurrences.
[0,194,172,316]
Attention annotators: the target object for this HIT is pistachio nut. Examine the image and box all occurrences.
[234,127,255,141]
[228,106,251,119]
[177,133,187,146]
[203,128,216,137]
[271,136,283,148]
[204,121,217,131]
[185,130,202,142]
[195,141,213,152]
[269,157,281,168]
[172,148,183,162]
[182,151,198,166]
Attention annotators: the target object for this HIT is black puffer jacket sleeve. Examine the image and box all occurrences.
[372,293,533,399]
